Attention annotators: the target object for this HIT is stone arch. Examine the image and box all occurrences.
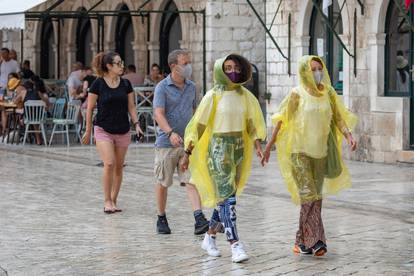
[106,0,139,51]
[295,0,351,54]
[371,0,391,34]
[65,0,98,74]
[149,0,186,73]
[31,20,43,74]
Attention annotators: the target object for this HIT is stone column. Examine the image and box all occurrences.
[104,41,116,52]
[66,44,77,75]
[52,43,59,79]
[339,34,352,106]
[32,46,41,76]
[90,42,98,59]
[367,33,386,100]
[147,40,159,67]
[132,41,147,74]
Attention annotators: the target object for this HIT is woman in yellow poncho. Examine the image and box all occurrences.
[181,54,266,263]
[262,55,357,256]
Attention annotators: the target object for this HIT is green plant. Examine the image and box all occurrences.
[264,91,272,104]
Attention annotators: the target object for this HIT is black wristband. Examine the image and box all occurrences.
[184,149,192,156]
[133,121,139,127]
[167,130,173,138]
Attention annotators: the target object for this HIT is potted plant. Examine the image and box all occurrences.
[264,90,272,104]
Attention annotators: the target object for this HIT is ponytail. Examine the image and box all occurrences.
[92,51,119,77]
[92,52,105,77]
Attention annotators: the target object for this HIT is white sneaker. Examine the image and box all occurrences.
[231,241,249,263]
[201,234,221,257]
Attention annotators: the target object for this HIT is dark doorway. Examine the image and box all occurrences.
[116,4,134,66]
[40,19,55,79]
[159,0,182,74]
[76,8,93,67]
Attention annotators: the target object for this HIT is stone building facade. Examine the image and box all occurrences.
[1,0,266,104]
[266,0,414,164]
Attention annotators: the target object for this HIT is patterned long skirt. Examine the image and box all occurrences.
[292,153,327,248]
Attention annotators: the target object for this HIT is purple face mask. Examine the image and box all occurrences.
[226,72,241,83]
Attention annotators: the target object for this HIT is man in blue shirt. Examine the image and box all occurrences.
[153,49,209,235]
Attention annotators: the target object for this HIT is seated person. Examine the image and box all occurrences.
[20,60,35,80]
[143,63,164,86]
[66,66,86,102]
[30,75,50,107]
[123,64,145,86]
[81,66,97,110]
[4,77,43,144]
[1,73,21,134]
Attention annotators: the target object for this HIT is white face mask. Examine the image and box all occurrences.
[313,70,323,85]
[181,64,192,79]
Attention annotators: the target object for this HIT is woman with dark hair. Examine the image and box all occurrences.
[262,55,358,256]
[143,63,164,86]
[29,75,49,106]
[182,54,266,263]
[82,51,143,214]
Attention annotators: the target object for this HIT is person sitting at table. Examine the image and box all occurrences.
[143,63,164,86]
[20,60,35,80]
[30,75,50,107]
[6,77,43,144]
[1,73,21,135]
[81,66,97,110]
[66,62,86,102]
[122,64,144,87]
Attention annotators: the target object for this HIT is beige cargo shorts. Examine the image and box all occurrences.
[154,147,191,187]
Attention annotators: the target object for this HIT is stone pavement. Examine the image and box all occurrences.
[0,144,413,276]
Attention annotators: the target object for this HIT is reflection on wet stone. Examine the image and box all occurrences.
[0,144,413,275]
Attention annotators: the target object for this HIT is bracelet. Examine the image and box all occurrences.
[167,130,173,138]
[133,121,139,127]
[184,149,192,156]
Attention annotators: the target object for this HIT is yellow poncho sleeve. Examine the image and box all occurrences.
[244,87,267,141]
[184,88,266,208]
[328,88,358,135]
[271,89,300,127]
[184,90,214,149]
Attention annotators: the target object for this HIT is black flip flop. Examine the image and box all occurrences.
[103,207,115,214]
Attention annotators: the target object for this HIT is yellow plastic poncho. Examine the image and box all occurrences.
[185,54,266,208]
[272,55,358,205]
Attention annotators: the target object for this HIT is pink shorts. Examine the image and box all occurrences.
[94,126,131,148]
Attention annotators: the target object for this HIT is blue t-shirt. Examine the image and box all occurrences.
[153,74,197,148]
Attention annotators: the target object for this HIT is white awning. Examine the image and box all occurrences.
[0,0,48,30]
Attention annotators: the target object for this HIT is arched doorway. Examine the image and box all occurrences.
[76,8,93,68]
[309,0,343,92]
[40,19,56,79]
[159,0,182,74]
[385,0,414,147]
[115,4,134,66]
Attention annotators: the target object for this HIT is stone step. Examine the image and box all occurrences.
[397,150,414,163]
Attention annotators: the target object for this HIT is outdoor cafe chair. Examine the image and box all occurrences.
[22,100,48,146]
[49,100,82,147]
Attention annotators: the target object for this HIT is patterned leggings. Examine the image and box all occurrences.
[295,200,326,249]
[208,195,238,242]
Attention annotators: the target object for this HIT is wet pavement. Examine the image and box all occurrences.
[0,143,413,275]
